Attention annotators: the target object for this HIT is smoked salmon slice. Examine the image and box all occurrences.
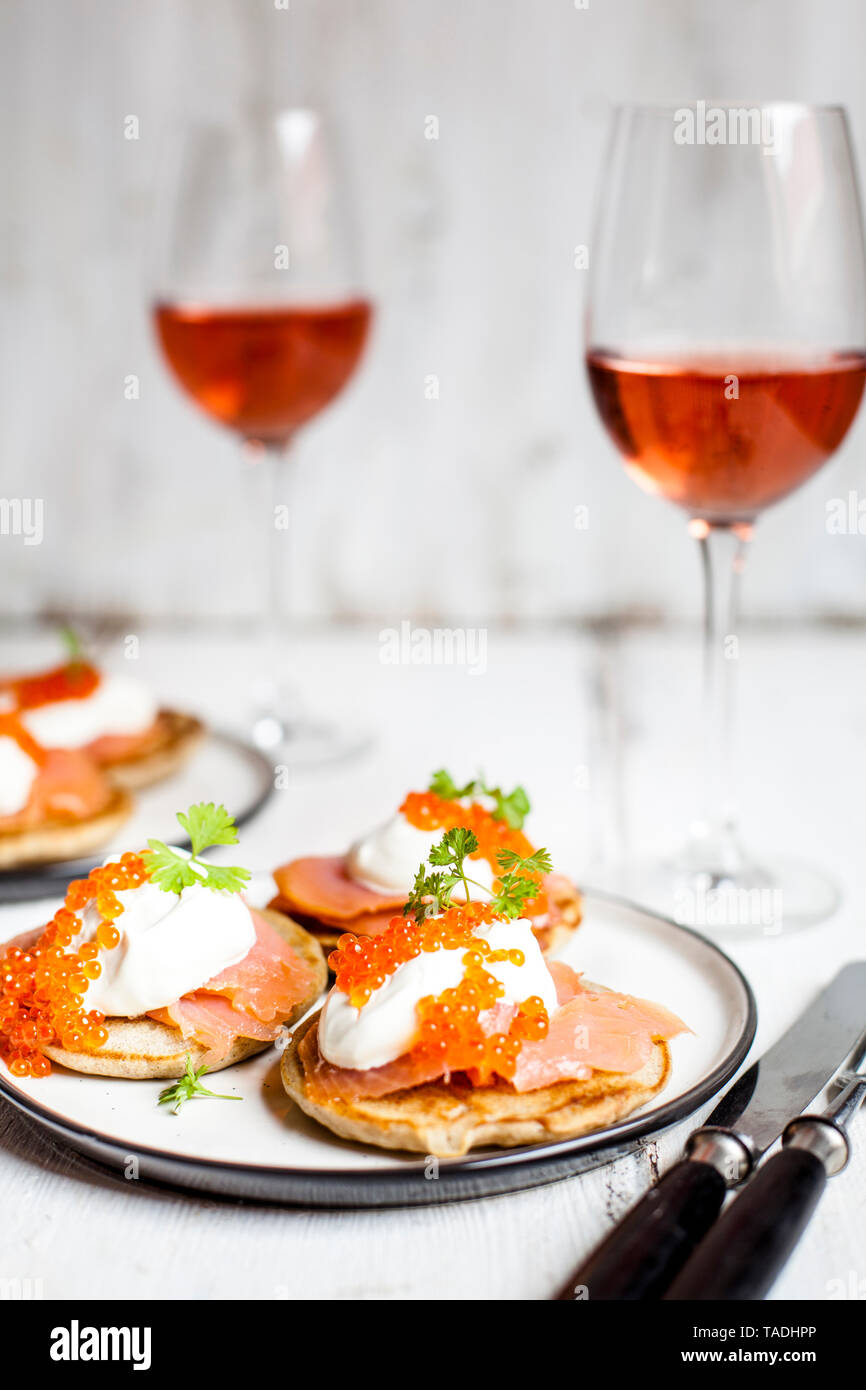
[272,856,405,927]
[204,910,316,1019]
[547,959,583,1004]
[299,1019,447,1103]
[87,724,163,763]
[508,985,687,1091]
[302,961,688,1102]
[272,856,580,941]
[150,994,276,1068]
[267,894,398,939]
[148,909,318,1065]
[0,747,113,832]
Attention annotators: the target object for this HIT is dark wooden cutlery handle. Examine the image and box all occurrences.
[557,1160,727,1300]
[664,1148,827,1301]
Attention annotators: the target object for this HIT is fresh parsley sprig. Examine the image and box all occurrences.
[491,784,531,831]
[428,769,531,831]
[60,623,86,659]
[491,846,553,918]
[429,769,479,802]
[404,828,482,920]
[429,825,479,902]
[177,802,243,856]
[142,802,251,896]
[403,865,453,920]
[404,827,551,922]
[59,623,90,677]
[158,1055,241,1115]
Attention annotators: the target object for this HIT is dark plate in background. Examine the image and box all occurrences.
[0,730,273,903]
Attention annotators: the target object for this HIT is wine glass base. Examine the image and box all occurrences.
[251,712,373,769]
[589,852,841,939]
[249,675,373,769]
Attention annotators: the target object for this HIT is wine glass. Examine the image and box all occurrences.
[585,103,866,932]
[151,107,373,764]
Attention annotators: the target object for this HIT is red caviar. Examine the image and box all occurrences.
[2,661,100,711]
[330,901,499,1006]
[0,851,147,1078]
[0,712,49,766]
[400,790,548,915]
[329,901,550,1084]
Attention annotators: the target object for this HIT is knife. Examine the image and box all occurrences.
[664,1045,866,1300]
[557,962,866,1300]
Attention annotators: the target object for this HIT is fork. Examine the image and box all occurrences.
[664,1061,866,1301]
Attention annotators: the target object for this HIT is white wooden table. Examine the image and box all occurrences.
[1,626,864,1301]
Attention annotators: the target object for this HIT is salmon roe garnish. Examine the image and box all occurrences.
[3,661,100,711]
[329,902,550,1085]
[399,790,549,916]
[331,901,501,1007]
[0,712,50,768]
[0,851,147,1079]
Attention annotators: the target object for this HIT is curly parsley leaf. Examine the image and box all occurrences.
[491,846,553,917]
[403,866,459,920]
[404,828,481,918]
[59,623,87,664]
[403,834,553,922]
[490,874,540,918]
[204,862,252,893]
[158,1055,241,1115]
[428,826,479,867]
[496,847,553,877]
[426,770,531,831]
[176,802,240,857]
[428,769,479,801]
[429,827,480,903]
[490,784,530,830]
[141,840,202,894]
[142,803,250,897]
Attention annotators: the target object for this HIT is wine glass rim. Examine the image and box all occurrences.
[611,100,847,116]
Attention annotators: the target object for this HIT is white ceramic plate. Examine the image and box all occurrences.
[0,890,755,1206]
[0,730,273,903]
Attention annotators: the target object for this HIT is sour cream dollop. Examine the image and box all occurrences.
[76,873,256,1018]
[319,917,558,1070]
[346,811,496,899]
[20,673,158,749]
[0,736,39,816]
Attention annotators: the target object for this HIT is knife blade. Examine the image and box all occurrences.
[557,961,866,1300]
[699,961,866,1157]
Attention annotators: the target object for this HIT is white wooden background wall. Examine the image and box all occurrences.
[3,0,866,625]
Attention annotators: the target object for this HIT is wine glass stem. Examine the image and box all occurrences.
[267,440,292,645]
[249,439,294,749]
[691,520,752,870]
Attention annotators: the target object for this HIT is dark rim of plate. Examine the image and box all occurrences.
[0,892,757,1208]
[0,729,274,902]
